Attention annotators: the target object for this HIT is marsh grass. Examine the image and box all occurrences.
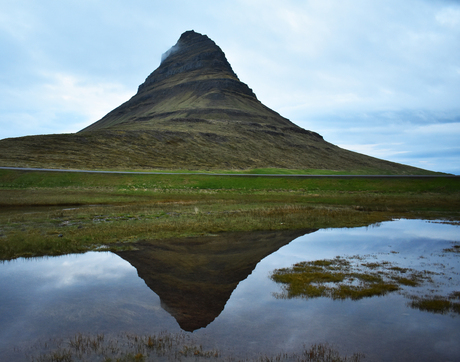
[443,242,460,253]
[1,170,459,260]
[409,292,460,315]
[26,332,364,362]
[28,331,220,362]
[271,256,432,301]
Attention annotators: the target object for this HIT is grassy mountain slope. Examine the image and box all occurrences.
[0,128,433,174]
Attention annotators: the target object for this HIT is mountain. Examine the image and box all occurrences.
[0,30,434,173]
[80,30,299,133]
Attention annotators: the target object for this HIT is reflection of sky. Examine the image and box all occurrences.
[199,220,460,360]
[1,220,459,361]
[264,219,460,265]
[0,252,180,361]
[5,252,135,290]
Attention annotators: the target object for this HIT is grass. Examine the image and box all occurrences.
[443,242,460,253]
[26,332,364,362]
[28,331,220,362]
[0,169,459,260]
[222,167,446,176]
[270,249,460,318]
[270,256,431,301]
[0,123,443,174]
[409,292,460,315]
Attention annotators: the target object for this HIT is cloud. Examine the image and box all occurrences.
[0,72,133,137]
[222,0,460,117]
[436,6,460,28]
[293,109,460,173]
[337,143,409,159]
[39,72,134,131]
[161,44,181,63]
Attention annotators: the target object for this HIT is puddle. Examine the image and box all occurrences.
[0,219,459,361]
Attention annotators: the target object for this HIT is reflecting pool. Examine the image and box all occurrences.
[0,219,459,361]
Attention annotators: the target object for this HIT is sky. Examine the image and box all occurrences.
[1,0,459,174]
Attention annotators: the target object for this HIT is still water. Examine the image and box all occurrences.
[1,219,459,361]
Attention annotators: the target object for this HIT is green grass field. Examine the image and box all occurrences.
[1,169,459,261]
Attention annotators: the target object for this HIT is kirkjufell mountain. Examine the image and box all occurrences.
[80,30,293,133]
[0,30,432,173]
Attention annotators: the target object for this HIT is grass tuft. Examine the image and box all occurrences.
[409,292,460,315]
[271,256,433,301]
[25,332,364,362]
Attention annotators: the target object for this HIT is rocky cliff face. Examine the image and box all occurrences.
[138,30,248,94]
[79,30,292,132]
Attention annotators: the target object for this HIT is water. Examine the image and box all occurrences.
[0,219,459,361]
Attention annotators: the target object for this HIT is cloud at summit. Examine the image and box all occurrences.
[0,0,459,173]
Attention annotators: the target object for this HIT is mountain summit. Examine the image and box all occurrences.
[80,30,295,133]
[0,31,433,173]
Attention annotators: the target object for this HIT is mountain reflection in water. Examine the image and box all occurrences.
[1,220,460,362]
[115,229,317,331]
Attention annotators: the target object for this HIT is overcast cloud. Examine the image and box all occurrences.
[1,0,459,173]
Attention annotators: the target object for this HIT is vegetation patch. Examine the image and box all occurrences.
[409,292,460,315]
[271,245,460,318]
[271,256,432,300]
[0,170,459,260]
[443,242,460,253]
[27,332,219,362]
[25,332,364,362]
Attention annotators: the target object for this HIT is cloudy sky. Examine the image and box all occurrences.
[1,0,459,174]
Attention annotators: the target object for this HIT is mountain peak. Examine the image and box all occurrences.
[178,29,209,44]
[138,30,239,93]
[80,30,292,133]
